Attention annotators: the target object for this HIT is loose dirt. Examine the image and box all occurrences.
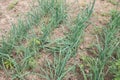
[0,0,119,80]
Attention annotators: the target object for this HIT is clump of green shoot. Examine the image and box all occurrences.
[7,0,18,10]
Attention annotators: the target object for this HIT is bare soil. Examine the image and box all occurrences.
[0,0,120,80]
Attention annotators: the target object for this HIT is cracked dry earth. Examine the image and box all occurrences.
[0,0,120,80]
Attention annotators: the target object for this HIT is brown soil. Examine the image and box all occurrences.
[0,0,120,80]
[0,0,30,39]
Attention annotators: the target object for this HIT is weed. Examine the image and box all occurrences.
[7,0,18,10]
[107,0,118,5]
